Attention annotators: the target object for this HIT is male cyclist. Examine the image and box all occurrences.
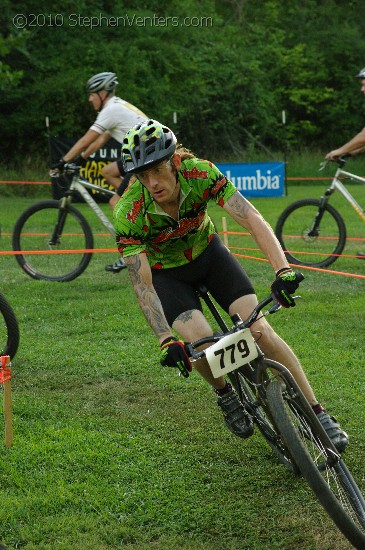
[51,71,148,272]
[326,67,365,258]
[114,119,348,452]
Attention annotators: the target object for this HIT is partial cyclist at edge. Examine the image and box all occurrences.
[326,66,365,259]
[113,119,348,453]
[51,71,148,272]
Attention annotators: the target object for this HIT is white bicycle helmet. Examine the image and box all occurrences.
[356,67,365,78]
[86,72,118,93]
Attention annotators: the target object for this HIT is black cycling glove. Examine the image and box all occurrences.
[271,268,304,308]
[50,158,66,171]
[160,337,192,378]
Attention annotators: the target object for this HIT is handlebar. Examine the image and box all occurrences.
[49,163,81,178]
[186,293,301,361]
[319,155,351,172]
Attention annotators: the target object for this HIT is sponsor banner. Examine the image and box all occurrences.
[50,136,121,202]
[216,161,285,197]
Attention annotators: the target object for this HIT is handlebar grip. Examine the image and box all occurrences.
[296,272,305,283]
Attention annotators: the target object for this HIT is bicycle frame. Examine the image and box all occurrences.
[61,175,115,236]
[329,166,365,221]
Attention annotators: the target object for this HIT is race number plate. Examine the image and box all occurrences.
[205,328,258,378]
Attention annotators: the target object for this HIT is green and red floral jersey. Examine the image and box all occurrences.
[113,158,237,269]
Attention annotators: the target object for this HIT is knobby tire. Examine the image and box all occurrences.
[12,200,94,282]
[267,380,365,549]
[275,199,346,268]
[0,293,20,359]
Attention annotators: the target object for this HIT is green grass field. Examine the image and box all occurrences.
[0,183,364,549]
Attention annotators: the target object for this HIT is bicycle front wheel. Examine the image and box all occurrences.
[0,293,20,359]
[13,200,94,282]
[275,199,346,268]
[267,380,365,549]
[229,362,299,474]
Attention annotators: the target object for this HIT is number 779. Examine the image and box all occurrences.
[213,338,251,370]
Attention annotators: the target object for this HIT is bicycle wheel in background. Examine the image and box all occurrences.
[275,199,346,268]
[229,361,300,475]
[0,293,20,359]
[12,200,94,282]
[267,380,365,549]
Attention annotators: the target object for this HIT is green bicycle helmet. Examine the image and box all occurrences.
[356,67,365,78]
[122,119,177,174]
[86,72,118,93]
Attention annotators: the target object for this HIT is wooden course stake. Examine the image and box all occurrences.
[0,355,13,447]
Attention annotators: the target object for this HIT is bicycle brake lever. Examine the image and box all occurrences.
[185,343,194,357]
[63,162,80,173]
[267,300,281,314]
[49,169,61,177]
[266,295,302,315]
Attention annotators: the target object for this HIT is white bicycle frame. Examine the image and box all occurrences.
[331,166,365,221]
[60,175,115,237]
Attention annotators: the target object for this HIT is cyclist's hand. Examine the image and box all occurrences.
[325,149,345,161]
[271,268,304,308]
[50,158,66,172]
[160,337,192,378]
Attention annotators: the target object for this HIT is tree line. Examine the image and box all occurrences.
[1,0,365,163]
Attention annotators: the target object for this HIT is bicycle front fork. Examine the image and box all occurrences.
[48,205,69,246]
[308,189,334,236]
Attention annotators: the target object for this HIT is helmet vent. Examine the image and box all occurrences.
[146,137,157,146]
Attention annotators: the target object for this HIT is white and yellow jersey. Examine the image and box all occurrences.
[90,96,147,143]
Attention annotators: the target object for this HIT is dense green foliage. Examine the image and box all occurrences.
[1,0,365,162]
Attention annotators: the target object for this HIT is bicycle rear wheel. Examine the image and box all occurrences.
[0,293,20,359]
[267,380,365,549]
[12,200,94,282]
[229,361,299,474]
[275,199,346,268]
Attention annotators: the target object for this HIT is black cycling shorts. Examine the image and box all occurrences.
[152,234,255,326]
[116,158,125,177]
[116,172,132,197]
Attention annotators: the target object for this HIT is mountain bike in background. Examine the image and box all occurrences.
[275,157,365,268]
[12,164,116,282]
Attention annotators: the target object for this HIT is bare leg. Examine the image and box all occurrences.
[172,309,226,390]
[229,295,317,405]
[102,162,122,212]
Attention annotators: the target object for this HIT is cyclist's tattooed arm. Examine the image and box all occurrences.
[224,191,289,272]
[124,253,172,343]
[224,191,251,221]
